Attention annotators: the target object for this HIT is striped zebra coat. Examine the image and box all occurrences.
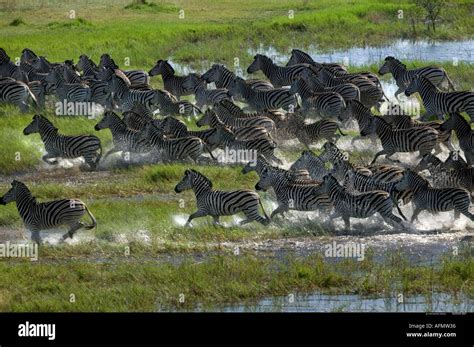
[290,150,329,181]
[100,53,149,86]
[182,73,231,108]
[379,56,455,99]
[197,109,275,134]
[395,169,474,222]
[320,174,407,230]
[405,75,474,122]
[255,166,331,218]
[362,115,439,165]
[175,169,270,226]
[148,60,192,100]
[247,54,308,88]
[242,155,313,183]
[286,112,345,147]
[439,113,474,165]
[229,77,297,112]
[0,180,96,244]
[24,114,102,170]
[201,64,273,91]
[285,49,348,73]
[0,79,38,112]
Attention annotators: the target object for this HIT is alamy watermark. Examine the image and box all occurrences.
[324,241,365,261]
[55,100,101,118]
[216,147,257,165]
[0,241,38,261]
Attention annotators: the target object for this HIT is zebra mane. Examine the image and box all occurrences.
[160,60,175,75]
[405,169,430,188]
[190,169,213,189]
[291,49,314,63]
[218,99,243,114]
[38,115,58,131]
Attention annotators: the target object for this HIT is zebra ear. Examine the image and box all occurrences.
[184,169,191,175]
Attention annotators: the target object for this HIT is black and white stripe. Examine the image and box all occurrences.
[247,54,307,88]
[201,64,273,90]
[182,73,231,108]
[148,59,192,99]
[439,113,474,165]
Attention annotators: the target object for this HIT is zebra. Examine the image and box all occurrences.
[382,103,454,153]
[319,142,348,163]
[201,64,273,91]
[94,111,151,160]
[46,67,92,103]
[76,54,100,79]
[182,73,231,108]
[9,68,46,109]
[242,154,313,182]
[444,150,469,171]
[311,66,384,109]
[339,100,380,147]
[229,76,297,112]
[247,54,307,88]
[195,109,270,141]
[0,79,38,112]
[439,112,474,165]
[175,169,270,226]
[24,114,102,170]
[361,115,439,165]
[290,150,329,181]
[285,112,345,147]
[207,126,282,165]
[213,99,285,124]
[0,59,21,79]
[285,49,348,73]
[394,169,474,222]
[405,75,474,122]
[148,59,192,99]
[152,89,202,117]
[99,53,149,86]
[255,166,331,218]
[443,153,474,194]
[320,174,407,230]
[21,48,38,65]
[156,116,218,153]
[299,68,360,102]
[289,77,346,118]
[141,123,206,162]
[122,103,155,131]
[0,180,96,244]
[197,109,275,133]
[378,56,455,99]
[110,73,158,111]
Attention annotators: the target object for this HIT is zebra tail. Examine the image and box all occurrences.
[337,125,347,136]
[258,198,271,222]
[83,205,97,230]
[390,189,407,221]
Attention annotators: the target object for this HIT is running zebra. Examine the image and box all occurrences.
[320,174,407,230]
[255,166,331,218]
[76,54,100,79]
[141,123,206,162]
[0,79,38,112]
[207,126,282,165]
[94,111,151,160]
[286,112,345,147]
[182,73,231,108]
[439,113,474,165]
[148,59,192,99]
[378,56,455,99]
[152,89,202,117]
[319,142,348,163]
[175,169,270,226]
[110,73,158,111]
[290,150,329,181]
[289,77,346,118]
[24,114,102,170]
[394,169,474,222]
[414,154,469,191]
[122,103,155,131]
[201,64,273,90]
[100,53,149,86]
[361,115,439,165]
[247,54,307,88]
[46,67,92,103]
[213,99,286,124]
[299,68,360,102]
[242,155,312,182]
[197,109,275,133]
[405,75,474,121]
[195,109,270,141]
[285,49,348,73]
[0,180,96,244]
[229,77,297,111]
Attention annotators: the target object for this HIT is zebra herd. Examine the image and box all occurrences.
[1,47,473,244]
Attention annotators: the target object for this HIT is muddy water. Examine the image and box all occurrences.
[195,292,473,313]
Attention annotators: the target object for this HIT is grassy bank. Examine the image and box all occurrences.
[0,251,471,311]
[1,0,474,68]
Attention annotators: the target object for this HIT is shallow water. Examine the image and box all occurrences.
[195,292,473,313]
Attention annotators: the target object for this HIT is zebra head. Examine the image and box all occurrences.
[247,54,272,74]
[288,77,304,95]
[254,166,273,191]
[201,64,223,83]
[0,180,27,205]
[320,142,342,162]
[414,154,441,173]
[95,111,118,131]
[242,154,268,175]
[320,174,339,194]
[394,169,428,192]
[227,77,246,98]
[359,115,376,137]
[175,169,212,193]
[330,159,351,182]
[182,73,203,91]
[99,53,114,69]
[404,75,421,96]
[76,54,93,73]
[21,48,38,64]
[196,109,218,128]
[378,56,396,75]
[23,114,55,135]
[149,60,170,77]
[286,49,313,67]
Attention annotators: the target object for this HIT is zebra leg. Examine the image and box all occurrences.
[30,230,42,246]
[185,210,208,227]
[370,149,388,165]
[410,207,422,223]
[394,88,404,100]
[42,153,58,165]
[62,222,85,240]
[453,200,474,221]
[270,205,289,219]
[212,216,221,226]
[342,215,351,231]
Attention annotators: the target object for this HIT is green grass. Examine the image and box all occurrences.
[0,251,471,311]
